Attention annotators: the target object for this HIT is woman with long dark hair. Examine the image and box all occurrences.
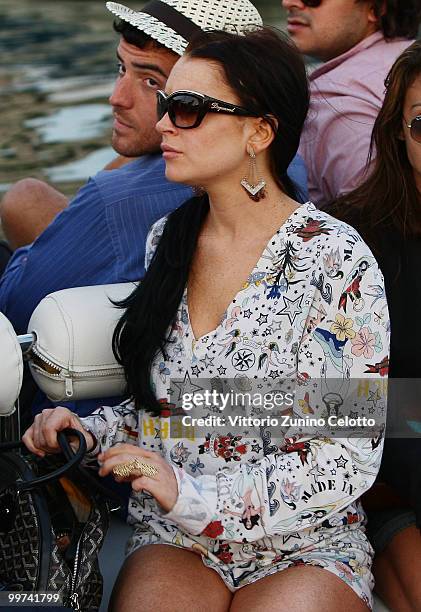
[24,28,389,611]
[328,40,421,611]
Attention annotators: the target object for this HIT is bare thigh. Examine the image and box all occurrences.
[108,544,233,612]
[230,566,369,612]
[373,525,421,612]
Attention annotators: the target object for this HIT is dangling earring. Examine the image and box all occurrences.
[241,146,266,202]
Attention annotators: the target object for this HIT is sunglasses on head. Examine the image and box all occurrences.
[156,89,260,129]
[405,115,421,143]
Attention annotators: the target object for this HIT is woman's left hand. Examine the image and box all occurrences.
[98,444,178,513]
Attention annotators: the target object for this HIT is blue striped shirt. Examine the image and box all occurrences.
[0,153,307,415]
[0,155,192,334]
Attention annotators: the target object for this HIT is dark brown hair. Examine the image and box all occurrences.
[113,19,168,51]
[113,28,309,414]
[328,40,421,254]
[187,28,309,193]
[361,0,421,39]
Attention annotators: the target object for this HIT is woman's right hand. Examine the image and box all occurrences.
[22,407,95,457]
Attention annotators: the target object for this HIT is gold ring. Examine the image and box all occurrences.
[112,458,159,479]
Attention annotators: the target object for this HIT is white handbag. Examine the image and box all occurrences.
[28,283,135,402]
[0,312,23,415]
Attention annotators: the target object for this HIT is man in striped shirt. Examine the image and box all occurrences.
[0,1,308,418]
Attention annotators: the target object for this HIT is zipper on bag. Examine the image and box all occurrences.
[29,346,124,396]
[68,529,83,611]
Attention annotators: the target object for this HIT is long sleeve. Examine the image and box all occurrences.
[163,236,389,541]
[80,400,140,456]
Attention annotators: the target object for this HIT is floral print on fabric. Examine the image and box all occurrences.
[82,203,389,608]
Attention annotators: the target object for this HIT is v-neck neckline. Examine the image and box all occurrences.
[185,202,310,345]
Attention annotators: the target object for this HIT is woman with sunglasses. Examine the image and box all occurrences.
[328,40,421,610]
[23,28,389,612]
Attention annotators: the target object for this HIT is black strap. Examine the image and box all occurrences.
[141,0,202,41]
[0,429,86,492]
[59,434,122,506]
[0,428,122,506]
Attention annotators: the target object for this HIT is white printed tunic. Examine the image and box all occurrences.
[82,202,389,608]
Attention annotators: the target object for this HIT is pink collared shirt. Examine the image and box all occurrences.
[299,31,414,206]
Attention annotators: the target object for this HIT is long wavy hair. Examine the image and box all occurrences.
[328,40,421,255]
[112,27,310,415]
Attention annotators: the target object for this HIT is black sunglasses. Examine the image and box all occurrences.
[157,89,260,129]
[302,0,322,6]
[404,115,421,143]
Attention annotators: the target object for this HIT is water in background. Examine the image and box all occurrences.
[0,0,287,197]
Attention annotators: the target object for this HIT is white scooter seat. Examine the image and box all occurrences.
[0,312,23,416]
[27,283,135,401]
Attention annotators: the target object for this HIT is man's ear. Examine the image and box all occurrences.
[248,116,277,154]
[368,0,385,24]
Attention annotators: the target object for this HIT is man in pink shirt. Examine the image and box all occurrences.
[282,0,421,206]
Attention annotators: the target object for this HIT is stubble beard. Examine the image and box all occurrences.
[111,129,161,157]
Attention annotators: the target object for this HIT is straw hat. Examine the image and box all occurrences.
[106,0,263,56]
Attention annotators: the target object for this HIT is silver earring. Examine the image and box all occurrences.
[241,148,266,202]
